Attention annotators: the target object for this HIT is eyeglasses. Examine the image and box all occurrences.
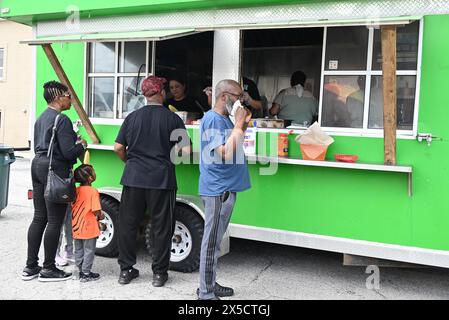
[223,91,244,100]
[60,93,72,99]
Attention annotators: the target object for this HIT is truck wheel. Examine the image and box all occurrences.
[96,196,119,257]
[145,205,204,273]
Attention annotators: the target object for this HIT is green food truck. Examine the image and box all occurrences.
[2,0,449,272]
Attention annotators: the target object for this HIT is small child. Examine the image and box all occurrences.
[72,164,104,282]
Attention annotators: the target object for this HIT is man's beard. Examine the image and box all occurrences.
[225,96,234,115]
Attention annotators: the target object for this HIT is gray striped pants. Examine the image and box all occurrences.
[74,238,97,274]
[199,192,236,300]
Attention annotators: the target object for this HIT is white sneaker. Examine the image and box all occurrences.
[55,254,68,267]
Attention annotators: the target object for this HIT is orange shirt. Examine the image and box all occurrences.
[71,186,102,240]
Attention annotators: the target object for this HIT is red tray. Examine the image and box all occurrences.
[335,154,359,163]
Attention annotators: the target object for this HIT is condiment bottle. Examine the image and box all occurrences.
[278,133,289,157]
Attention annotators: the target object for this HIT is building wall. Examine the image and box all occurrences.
[0,20,31,148]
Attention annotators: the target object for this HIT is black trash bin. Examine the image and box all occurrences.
[0,146,16,215]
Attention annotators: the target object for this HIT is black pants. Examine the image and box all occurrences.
[118,186,176,275]
[26,154,71,269]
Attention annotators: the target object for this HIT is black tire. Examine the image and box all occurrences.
[96,196,119,257]
[145,205,204,273]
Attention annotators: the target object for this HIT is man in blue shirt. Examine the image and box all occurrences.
[198,79,252,300]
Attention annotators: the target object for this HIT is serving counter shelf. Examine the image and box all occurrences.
[246,154,413,196]
[88,145,413,196]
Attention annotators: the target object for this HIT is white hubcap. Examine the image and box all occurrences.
[170,221,192,262]
[96,211,114,249]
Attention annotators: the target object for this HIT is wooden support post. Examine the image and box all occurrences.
[41,44,100,144]
[381,26,397,165]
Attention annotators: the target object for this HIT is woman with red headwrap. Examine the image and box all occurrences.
[114,76,191,287]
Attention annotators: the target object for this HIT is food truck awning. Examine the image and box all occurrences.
[19,15,421,46]
[230,15,421,29]
[20,28,199,45]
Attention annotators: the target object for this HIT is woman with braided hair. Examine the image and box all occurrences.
[22,81,87,282]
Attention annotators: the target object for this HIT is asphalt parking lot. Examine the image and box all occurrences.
[1,157,449,300]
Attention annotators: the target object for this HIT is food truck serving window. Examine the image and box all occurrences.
[320,21,420,132]
[87,41,153,119]
[86,22,421,135]
[243,21,420,135]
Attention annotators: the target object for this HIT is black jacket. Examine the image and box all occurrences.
[34,108,84,165]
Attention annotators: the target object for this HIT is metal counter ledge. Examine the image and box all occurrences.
[87,144,413,196]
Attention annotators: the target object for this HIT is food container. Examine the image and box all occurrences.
[295,122,334,161]
[253,118,286,128]
[299,144,329,161]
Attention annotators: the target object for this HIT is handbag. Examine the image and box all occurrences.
[44,114,77,203]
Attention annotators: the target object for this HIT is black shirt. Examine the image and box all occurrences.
[242,77,263,118]
[165,96,205,119]
[34,108,84,165]
[115,104,190,190]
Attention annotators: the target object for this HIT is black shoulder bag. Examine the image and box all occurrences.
[44,114,77,203]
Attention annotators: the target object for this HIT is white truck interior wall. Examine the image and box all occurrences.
[212,29,241,102]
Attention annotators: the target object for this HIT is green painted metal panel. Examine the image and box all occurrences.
[32,14,449,252]
[36,42,86,121]
[0,0,322,25]
[409,14,449,250]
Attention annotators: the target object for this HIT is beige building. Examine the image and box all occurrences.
[0,19,31,149]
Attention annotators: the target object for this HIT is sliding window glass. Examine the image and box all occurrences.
[87,41,153,119]
[372,22,419,71]
[325,27,368,71]
[368,75,417,130]
[322,75,366,128]
[369,22,419,130]
[320,21,420,133]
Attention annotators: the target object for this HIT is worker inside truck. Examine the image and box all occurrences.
[270,70,319,127]
[242,27,323,127]
[156,32,213,119]
[164,75,207,121]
